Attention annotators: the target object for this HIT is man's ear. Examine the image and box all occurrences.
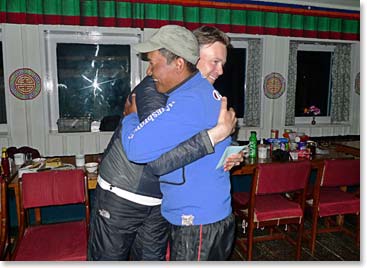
[175,57,185,72]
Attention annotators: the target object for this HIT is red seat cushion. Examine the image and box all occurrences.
[318,188,360,217]
[254,195,303,222]
[14,221,87,261]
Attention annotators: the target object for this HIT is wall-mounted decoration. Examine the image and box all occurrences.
[263,72,286,99]
[9,68,41,100]
[355,72,360,95]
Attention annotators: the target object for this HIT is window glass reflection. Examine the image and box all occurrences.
[57,44,131,121]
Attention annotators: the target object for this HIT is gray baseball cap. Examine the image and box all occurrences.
[133,25,199,65]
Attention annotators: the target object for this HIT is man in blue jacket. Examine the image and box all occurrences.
[122,25,235,261]
[88,26,240,260]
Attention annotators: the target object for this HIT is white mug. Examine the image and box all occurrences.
[14,153,25,166]
[75,154,85,167]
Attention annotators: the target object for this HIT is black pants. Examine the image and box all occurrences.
[168,213,235,261]
[88,185,169,261]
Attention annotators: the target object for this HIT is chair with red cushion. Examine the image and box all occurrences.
[233,161,311,260]
[305,159,360,255]
[0,176,10,260]
[11,169,90,261]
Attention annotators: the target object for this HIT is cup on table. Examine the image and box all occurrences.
[85,162,98,173]
[75,154,85,167]
[14,153,25,166]
[290,151,298,160]
[25,153,33,164]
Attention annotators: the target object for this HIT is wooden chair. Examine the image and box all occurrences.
[11,169,90,261]
[233,161,311,260]
[305,159,360,254]
[0,175,10,260]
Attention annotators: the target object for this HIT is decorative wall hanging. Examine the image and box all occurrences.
[355,72,360,95]
[263,72,286,99]
[9,68,41,100]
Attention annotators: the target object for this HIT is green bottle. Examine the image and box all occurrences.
[249,131,257,158]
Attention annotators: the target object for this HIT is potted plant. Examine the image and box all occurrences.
[303,105,321,125]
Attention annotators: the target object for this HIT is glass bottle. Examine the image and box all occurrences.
[258,139,267,159]
[1,147,10,177]
[249,131,257,158]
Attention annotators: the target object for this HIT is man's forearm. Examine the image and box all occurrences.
[147,130,214,176]
[207,124,231,146]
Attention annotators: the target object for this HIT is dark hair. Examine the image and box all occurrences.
[159,48,197,73]
[193,25,231,47]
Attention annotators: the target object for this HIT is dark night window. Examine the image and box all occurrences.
[214,47,246,118]
[295,50,332,117]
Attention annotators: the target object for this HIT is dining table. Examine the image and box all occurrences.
[231,148,355,176]
[7,145,357,233]
[332,140,360,157]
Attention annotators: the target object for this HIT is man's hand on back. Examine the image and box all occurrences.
[207,97,237,145]
[124,93,137,116]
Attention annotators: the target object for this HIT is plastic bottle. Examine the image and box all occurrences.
[1,147,10,177]
[249,131,257,158]
[258,139,267,159]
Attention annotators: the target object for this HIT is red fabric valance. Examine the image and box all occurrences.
[0,0,360,41]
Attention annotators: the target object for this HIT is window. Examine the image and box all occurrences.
[295,44,334,124]
[214,40,247,118]
[57,44,131,120]
[44,28,141,132]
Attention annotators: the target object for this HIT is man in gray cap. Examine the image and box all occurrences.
[122,25,235,261]
[88,25,239,261]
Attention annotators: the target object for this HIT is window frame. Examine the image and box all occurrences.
[294,44,335,125]
[42,27,142,132]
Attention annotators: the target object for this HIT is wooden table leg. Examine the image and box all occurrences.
[336,215,344,226]
[336,186,347,225]
[35,208,41,225]
[13,183,21,233]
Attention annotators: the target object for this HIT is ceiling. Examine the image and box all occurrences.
[254,0,360,11]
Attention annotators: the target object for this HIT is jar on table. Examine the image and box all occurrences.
[307,141,317,156]
[271,129,279,139]
[258,140,267,159]
[1,147,10,177]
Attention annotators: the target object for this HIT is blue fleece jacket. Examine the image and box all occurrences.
[122,72,231,225]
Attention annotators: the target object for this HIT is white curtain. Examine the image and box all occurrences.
[243,39,262,127]
[330,44,351,122]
